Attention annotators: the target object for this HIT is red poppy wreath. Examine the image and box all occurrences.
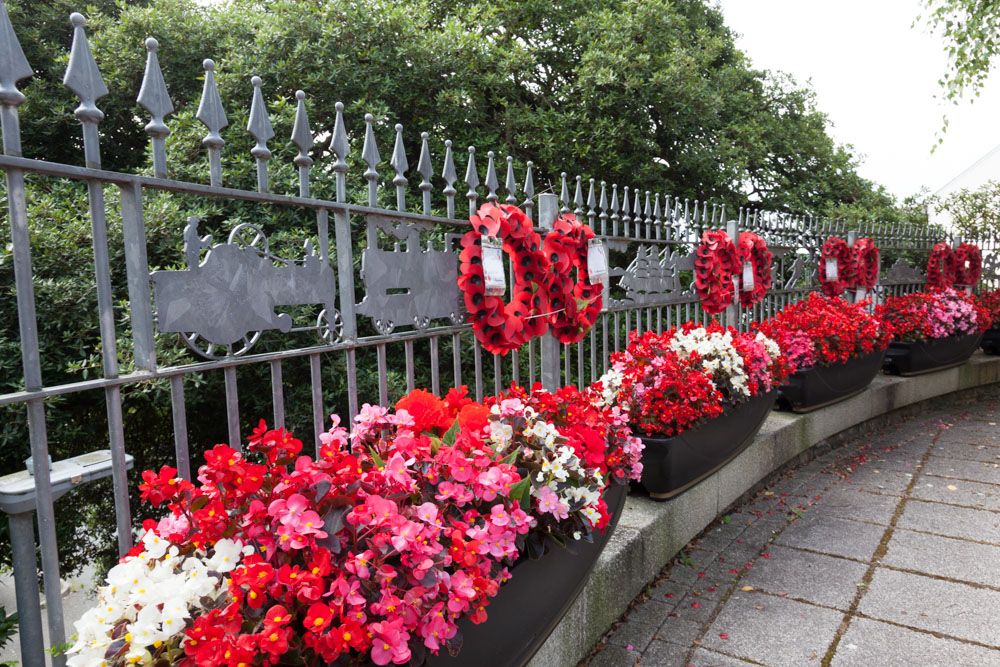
[927,242,958,289]
[954,242,982,287]
[736,231,773,307]
[542,212,603,344]
[850,237,880,290]
[458,203,550,355]
[818,236,854,297]
[694,229,739,315]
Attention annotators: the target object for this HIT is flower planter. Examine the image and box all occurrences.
[636,391,777,501]
[882,333,983,376]
[777,350,886,413]
[982,329,1000,355]
[429,484,627,667]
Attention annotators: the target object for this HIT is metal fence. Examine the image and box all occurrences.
[1,5,999,665]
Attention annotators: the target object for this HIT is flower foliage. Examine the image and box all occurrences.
[596,323,784,436]
[754,293,891,373]
[68,385,636,666]
[876,288,992,343]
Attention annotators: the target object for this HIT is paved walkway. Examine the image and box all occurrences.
[585,391,1000,667]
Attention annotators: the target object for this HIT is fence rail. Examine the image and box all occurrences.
[1,4,998,665]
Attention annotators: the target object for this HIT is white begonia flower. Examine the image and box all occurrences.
[206,538,243,572]
[141,529,169,559]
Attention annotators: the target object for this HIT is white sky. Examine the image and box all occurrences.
[717,0,1000,201]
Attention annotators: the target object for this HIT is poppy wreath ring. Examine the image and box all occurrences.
[954,242,982,287]
[736,231,773,307]
[850,237,880,290]
[818,236,854,297]
[458,203,550,355]
[694,229,739,315]
[542,212,603,344]
[927,242,958,289]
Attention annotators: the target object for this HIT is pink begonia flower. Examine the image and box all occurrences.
[536,485,570,520]
[415,502,439,525]
[419,607,454,651]
[435,481,473,505]
[498,397,524,417]
[369,618,411,666]
[268,493,309,525]
[489,504,510,527]
[383,452,415,487]
[156,512,189,538]
[276,522,310,550]
[390,520,421,553]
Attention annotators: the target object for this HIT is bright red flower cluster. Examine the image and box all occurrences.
[754,293,891,373]
[975,289,1000,330]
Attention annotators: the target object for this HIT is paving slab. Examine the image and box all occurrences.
[700,591,843,667]
[922,456,1000,485]
[858,567,1000,647]
[910,475,1000,511]
[831,616,1000,667]
[634,640,689,667]
[839,466,913,495]
[774,513,886,561]
[686,648,757,666]
[930,440,1000,463]
[606,619,657,652]
[738,544,868,610]
[654,614,705,647]
[935,425,1000,446]
[896,498,1000,543]
[882,528,1000,588]
[810,486,901,525]
[588,644,640,667]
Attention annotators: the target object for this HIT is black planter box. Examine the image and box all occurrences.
[777,350,886,413]
[882,333,983,376]
[982,329,1000,355]
[636,391,776,501]
[429,483,627,667]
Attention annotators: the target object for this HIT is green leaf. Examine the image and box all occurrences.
[369,447,385,469]
[501,450,519,466]
[509,478,531,506]
[441,418,461,447]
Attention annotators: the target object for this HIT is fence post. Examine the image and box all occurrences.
[538,193,561,391]
[725,208,739,330]
[847,229,858,303]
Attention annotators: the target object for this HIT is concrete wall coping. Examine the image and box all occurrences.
[528,353,1000,667]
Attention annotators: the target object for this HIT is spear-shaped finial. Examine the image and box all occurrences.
[417,131,433,215]
[598,181,608,234]
[196,59,227,187]
[610,184,620,236]
[64,12,108,168]
[586,178,597,229]
[653,193,662,239]
[621,185,631,236]
[633,189,643,237]
[465,146,479,216]
[505,156,517,205]
[573,175,584,216]
[247,75,274,192]
[523,161,535,218]
[0,0,33,155]
[361,113,381,207]
[560,173,570,213]
[137,37,173,178]
[484,150,498,203]
[442,139,457,219]
[291,90,313,197]
[331,101,349,202]
[390,123,408,212]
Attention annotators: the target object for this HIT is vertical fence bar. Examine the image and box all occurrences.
[538,194,561,392]
[170,375,191,481]
[270,359,285,429]
[119,181,156,371]
[0,7,52,659]
[377,344,389,406]
[430,336,441,395]
[224,366,241,448]
[65,12,132,573]
[405,340,415,393]
[452,332,462,386]
[310,353,323,453]
[473,339,484,401]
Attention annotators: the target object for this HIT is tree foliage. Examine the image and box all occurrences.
[917,0,1000,142]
